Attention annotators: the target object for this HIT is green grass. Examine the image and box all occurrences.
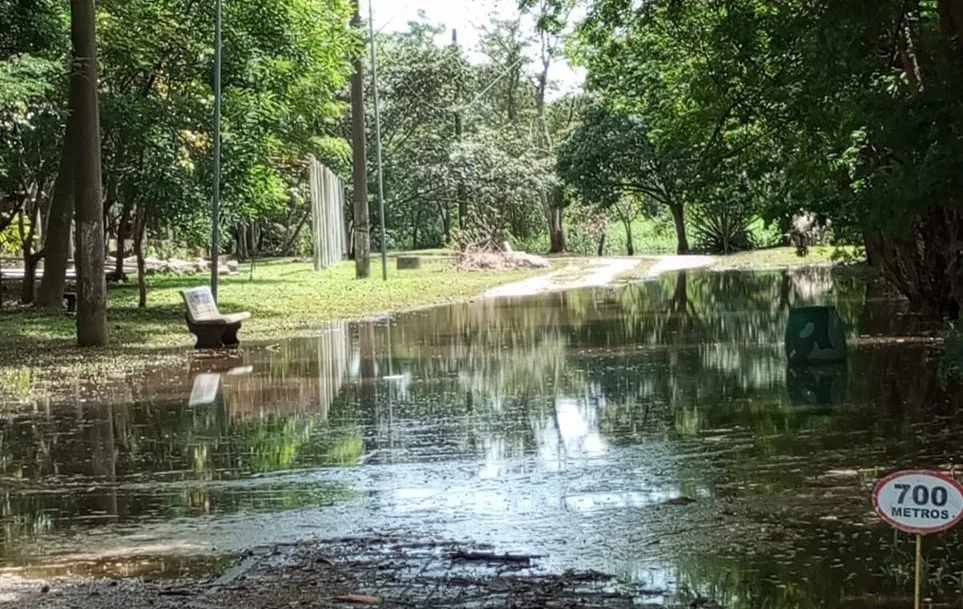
[0,258,542,354]
[714,246,864,269]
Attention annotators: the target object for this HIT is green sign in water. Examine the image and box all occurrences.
[785,306,847,363]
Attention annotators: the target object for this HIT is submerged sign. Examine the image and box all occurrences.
[873,470,963,535]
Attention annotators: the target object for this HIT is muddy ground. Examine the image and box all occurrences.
[1,537,667,609]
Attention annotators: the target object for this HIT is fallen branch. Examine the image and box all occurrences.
[450,550,543,565]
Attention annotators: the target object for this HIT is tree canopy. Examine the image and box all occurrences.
[4,0,963,321]
[543,0,963,313]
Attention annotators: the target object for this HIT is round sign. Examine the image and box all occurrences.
[873,470,963,535]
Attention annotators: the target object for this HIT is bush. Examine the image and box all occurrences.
[691,207,756,254]
[0,221,23,255]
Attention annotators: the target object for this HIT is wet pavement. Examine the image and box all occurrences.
[2,268,963,608]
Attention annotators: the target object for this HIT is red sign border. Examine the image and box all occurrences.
[873,469,963,535]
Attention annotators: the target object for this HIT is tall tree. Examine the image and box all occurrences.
[350,0,370,278]
[35,116,73,310]
[70,0,106,346]
[557,101,691,253]
[521,0,573,253]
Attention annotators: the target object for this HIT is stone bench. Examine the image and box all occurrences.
[180,286,251,349]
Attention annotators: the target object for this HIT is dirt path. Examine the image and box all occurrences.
[484,255,716,298]
[642,254,716,278]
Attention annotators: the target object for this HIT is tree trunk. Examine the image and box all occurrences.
[346,218,355,260]
[549,206,565,253]
[36,119,75,310]
[236,222,247,260]
[668,202,689,254]
[134,209,147,309]
[111,204,130,282]
[281,210,310,256]
[440,203,452,245]
[596,233,606,257]
[71,0,107,347]
[350,0,370,278]
[542,190,566,254]
[19,206,40,304]
[623,218,635,256]
[862,227,879,268]
[20,256,39,304]
[411,207,421,250]
[21,253,39,305]
[457,188,468,235]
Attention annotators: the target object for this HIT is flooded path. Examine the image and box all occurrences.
[483,256,645,297]
[2,268,962,608]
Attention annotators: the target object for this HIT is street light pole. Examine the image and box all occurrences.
[367,0,388,281]
[211,0,223,300]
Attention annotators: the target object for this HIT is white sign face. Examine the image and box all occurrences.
[873,470,963,534]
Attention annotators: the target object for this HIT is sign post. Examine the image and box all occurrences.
[873,470,963,609]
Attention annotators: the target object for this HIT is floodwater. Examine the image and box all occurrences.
[3,268,963,608]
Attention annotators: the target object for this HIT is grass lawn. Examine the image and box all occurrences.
[0,258,543,355]
[714,246,863,269]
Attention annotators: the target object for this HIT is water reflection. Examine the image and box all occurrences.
[0,268,960,608]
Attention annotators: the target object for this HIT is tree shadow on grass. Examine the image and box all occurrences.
[0,304,191,361]
[115,276,306,292]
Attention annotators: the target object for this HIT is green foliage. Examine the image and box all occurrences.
[2,0,354,279]
[556,101,652,208]
[690,207,756,254]
[364,15,572,252]
[0,220,20,253]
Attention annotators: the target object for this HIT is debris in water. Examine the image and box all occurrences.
[450,549,542,566]
[663,496,696,506]
[334,594,379,604]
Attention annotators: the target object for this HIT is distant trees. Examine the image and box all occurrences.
[351,14,579,254]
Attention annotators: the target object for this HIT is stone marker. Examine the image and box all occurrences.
[785,305,847,363]
[397,256,422,270]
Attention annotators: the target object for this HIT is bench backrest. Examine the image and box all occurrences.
[181,286,221,322]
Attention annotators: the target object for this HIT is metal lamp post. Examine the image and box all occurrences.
[367,0,388,281]
[211,0,223,300]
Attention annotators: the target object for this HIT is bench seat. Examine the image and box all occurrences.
[191,311,251,326]
[180,287,251,349]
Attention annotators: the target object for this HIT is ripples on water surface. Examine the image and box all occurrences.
[2,268,963,607]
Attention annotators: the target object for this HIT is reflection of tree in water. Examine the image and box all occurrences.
[363,268,961,498]
[350,269,871,469]
[361,297,583,462]
[0,381,363,565]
